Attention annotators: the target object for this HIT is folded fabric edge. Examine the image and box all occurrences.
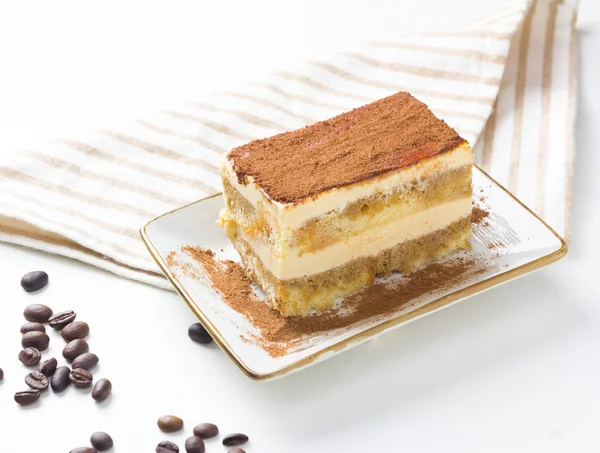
[0,216,172,289]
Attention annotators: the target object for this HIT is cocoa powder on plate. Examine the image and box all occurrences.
[167,246,485,357]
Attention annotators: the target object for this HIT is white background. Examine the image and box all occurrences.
[0,0,599,451]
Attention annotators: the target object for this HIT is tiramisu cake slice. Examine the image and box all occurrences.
[218,92,472,317]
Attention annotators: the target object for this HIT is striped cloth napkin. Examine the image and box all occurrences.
[0,0,578,289]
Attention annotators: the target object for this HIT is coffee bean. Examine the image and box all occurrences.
[14,389,40,405]
[92,378,112,402]
[156,441,179,453]
[157,415,184,433]
[185,436,205,453]
[18,347,41,366]
[188,323,213,344]
[69,368,93,388]
[222,434,249,447]
[69,447,97,453]
[21,271,49,292]
[228,449,246,453]
[20,322,46,334]
[90,432,113,451]
[0,367,4,381]
[23,304,53,323]
[51,366,71,392]
[39,357,58,377]
[48,310,76,330]
[25,371,49,390]
[63,339,89,362]
[72,352,99,370]
[62,321,90,341]
[193,423,219,439]
[21,331,50,351]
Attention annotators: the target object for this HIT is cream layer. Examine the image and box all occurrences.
[222,142,472,231]
[239,197,471,280]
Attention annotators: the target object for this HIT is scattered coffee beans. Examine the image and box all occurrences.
[157,415,184,433]
[63,339,89,362]
[21,331,50,351]
[69,447,97,453]
[92,378,112,402]
[14,389,40,405]
[14,277,117,427]
[222,433,249,447]
[188,323,213,344]
[69,368,93,388]
[51,366,71,392]
[13,277,119,451]
[18,347,41,366]
[40,357,58,377]
[185,436,205,453]
[193,423,219,439]
[23,304,53,323]
[90,432,113,451]
[62,321,90,341]
[72,352,99,370]
[156,441,179,453]
[21,270,49,292]
[48,310,76,330]
[25,371,49,390]
[228,449,246,453]
[0,367,3,381]
[20,322,46,334]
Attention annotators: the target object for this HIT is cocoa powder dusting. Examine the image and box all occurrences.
[228,92,466,204]
[165,251,177,266]
[472,206,490,226]
[170,246,484,358]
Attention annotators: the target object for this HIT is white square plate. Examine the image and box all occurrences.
[141,167,567,380]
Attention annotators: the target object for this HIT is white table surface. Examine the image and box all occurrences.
[0,1,599,451]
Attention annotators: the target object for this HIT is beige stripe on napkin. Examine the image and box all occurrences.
[0,0,578,287]
[473,0,579,241]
